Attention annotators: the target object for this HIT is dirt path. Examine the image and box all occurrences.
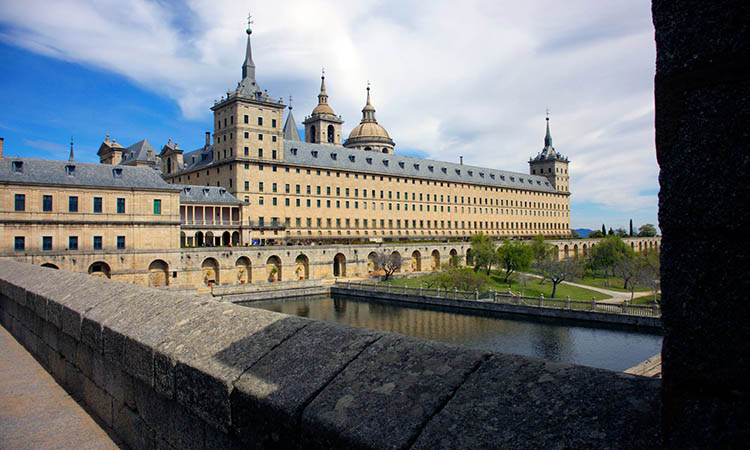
[520,272,653,304]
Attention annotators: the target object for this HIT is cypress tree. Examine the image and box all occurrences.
[629,219,634,236]
[602,224,606,235]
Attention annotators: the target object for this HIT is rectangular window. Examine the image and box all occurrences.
[14,236,24,251]
[153,199,162,215]
[93,236,102,250]
[43,195,53,212]
[259,197,264,205]
[257,117,263,126]
[258,148,263,157]
[117,236,125,249]
[69,196,78,212]
[259,182,264,192]
[244,181,249,190]
[272,183,277,193]
[244,147,249,156]
[14,194,25,211]
[42,236,52,251]
[69,236,78,250]
[272,150,277,159]
[116,198,125,214]
[272,197,277,206]
[258,134,263,141]
[244,114,249,124]
[272,119,277,128]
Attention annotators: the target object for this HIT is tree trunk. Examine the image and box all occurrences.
[551,281,558,298]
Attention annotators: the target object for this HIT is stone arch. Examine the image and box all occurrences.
[40,263,59,269]
[639,242,643,252]
[267,255,282,282]
[206,231,215,246]
[195,231,204,246]
[333,253,346,277]
[411,250,422,272]
[180,231,186,247]
[295,254,310,280]
[327,125,334,143]
[466,248,474,266]
[231,231,240,246]
[310,125,317,143]
[390,251,402,273]
[449,249,458,266]
[573,244,579,258]
[148,259,169,287]
[563,244,569,259]
[367,251,379,273]
[235,256,251,283]
[582,244,588,256]
[88,261,111,279]
[553,246,560,261]
[201,257,219,285]
[432,249,441,270]
[631,242,635,250]
[222,231,230,246]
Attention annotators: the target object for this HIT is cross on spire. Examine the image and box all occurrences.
[288,95,293,109]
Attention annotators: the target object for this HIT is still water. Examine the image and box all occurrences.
[244,295,662,372]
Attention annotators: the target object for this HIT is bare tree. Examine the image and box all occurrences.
[536,258,584,298]
[375,251,402,281]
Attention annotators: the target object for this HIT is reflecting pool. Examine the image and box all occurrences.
[244,295,662,372]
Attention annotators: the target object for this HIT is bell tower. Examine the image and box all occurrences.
[303,71,343,145]
[529,114,570,193]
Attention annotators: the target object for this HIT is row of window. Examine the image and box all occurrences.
[14,235,126,251]
[255,216,568,231]
[13,194,161,214]
[216,115,277,129]
[248,184,566,209]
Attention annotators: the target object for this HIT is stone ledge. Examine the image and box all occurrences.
[0,260,662,449]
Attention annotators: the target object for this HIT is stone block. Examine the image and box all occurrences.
[83,377,114,427]
[46,299,62,329]
[410,354,661,449]
[58,330,77,362]
[64,360,84,400]
[42,321,58,351]
[133,379,206,450]
[26,290,48,319]
[47,346,66,383]
[114,401,156,450]
[232,320,380,449]
[76,341,95,378]
[171,308,309,431]
[300,334,487,450]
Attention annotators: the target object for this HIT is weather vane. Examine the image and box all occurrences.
[322,67,325,77]
[546,108,550,118]
[289,95,293,108]
[246,13,253,34]
[367,80,371,89]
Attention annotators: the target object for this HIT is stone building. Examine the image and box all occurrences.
[159,19,572,245]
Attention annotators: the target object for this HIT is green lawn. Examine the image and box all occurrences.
[632,293,661,305]
[571,274,633,292]
[385,271,612,301]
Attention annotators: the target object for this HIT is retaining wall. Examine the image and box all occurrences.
[0,260,661,449]
[331,286,663,331]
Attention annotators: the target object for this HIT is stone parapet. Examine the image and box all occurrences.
[0,260,661,449]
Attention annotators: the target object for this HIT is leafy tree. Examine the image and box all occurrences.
[588,235,632,278]
[613,252,640,290]
[638,223,658,237]
[570,229,581,239]
[529,234,551,265]
[470,233,497,274]
[425,266,490,292]
[615,227,629,237]
[374,251,402,281]
[497,239,533,282]
[537,257,584,298]
[608,227,615,236]
[588,230,605,238]
[626,253,661,301]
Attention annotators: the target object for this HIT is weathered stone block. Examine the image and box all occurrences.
[83,377,114,427]
[47,346,66,383]
[26,290,47,319]
[64,360,84,400]
[76,341,96,378]
[58,330,77,362]
[133,379,206,450]
[42,321,58,351]
[232,320,380,449]
[171,309,309,431]
[300,334,487,450]
[411,354,661,449]
[114,401,156,450]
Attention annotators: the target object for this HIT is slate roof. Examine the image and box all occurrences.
[119,139,158,165]
[284,141,558,193]
[0,157,179,191]
[283,108,302,142]
[181,146,215,172]
[175,185,243,205]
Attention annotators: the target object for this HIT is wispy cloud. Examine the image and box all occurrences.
[22,138,66,155]
[0,0,658,227]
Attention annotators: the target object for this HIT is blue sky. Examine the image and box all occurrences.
[0,0,659,232]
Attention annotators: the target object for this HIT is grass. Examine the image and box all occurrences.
[568,274,633,292]
[385,270,612,301]
[632,293,661,305]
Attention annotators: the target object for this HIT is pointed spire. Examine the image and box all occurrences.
[69,137,75,162]
[242,13,256,81]
[544,112,553,148]
[318,68,328,105]
[283,101,301,142]
[361,82,376,122]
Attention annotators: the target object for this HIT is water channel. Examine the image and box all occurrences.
[243,295,662,372]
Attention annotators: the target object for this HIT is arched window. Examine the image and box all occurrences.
[310,125,316,143]
[327,125,334,143]
[167,157,172,174]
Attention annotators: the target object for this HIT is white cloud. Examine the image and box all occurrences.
[0,0,658,227]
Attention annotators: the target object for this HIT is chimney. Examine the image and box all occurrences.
[460,155,463,165]
[0,137,4,158]
[205,131,211,148]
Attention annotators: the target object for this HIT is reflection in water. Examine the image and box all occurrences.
[243,295,662,372]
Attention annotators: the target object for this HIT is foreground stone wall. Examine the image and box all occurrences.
[0,261,661,449]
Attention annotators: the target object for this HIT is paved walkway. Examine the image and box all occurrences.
[0,326,119,450]
[519,272,653,304]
